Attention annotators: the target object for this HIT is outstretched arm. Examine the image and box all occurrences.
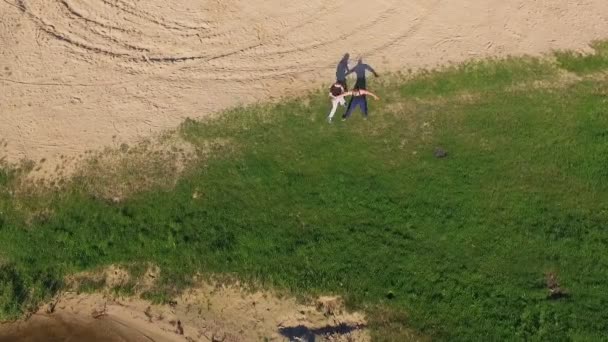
[361,90,379,100]
[334,91,353,99]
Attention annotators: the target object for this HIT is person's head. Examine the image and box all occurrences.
[341,53,350,62]
[357,57,363,64]
[330,83,344,96]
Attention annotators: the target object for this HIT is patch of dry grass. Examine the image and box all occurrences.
[71,132,199,202]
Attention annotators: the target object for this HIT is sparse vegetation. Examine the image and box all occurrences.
[1,44,608,340]
[555,40,608,74]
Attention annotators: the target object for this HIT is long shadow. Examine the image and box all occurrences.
[335,53,350,90]
[278,323,366,342]
[347,58,379,90]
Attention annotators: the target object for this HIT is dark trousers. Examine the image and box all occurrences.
[343,96,368,118]
[354,77,366,90]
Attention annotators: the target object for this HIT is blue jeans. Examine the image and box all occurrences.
[343,96,368,118]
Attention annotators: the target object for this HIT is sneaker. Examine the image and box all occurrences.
[327,116,333,123]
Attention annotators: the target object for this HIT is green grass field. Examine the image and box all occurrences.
[2,42,608,340]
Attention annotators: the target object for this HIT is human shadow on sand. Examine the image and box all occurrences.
[347,57,379,89]
[335,53,351,89]
[278,322,366,342]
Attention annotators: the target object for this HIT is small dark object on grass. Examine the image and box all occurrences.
[434,148,448,158]
[546,272,569,300]
[386,290,395,300]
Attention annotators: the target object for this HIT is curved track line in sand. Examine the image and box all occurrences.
[1,0,608,175]
[17,0,421,64]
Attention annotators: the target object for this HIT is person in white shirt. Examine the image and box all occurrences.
[327,82,348,123]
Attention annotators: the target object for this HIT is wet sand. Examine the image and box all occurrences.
[0,313,176,342]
